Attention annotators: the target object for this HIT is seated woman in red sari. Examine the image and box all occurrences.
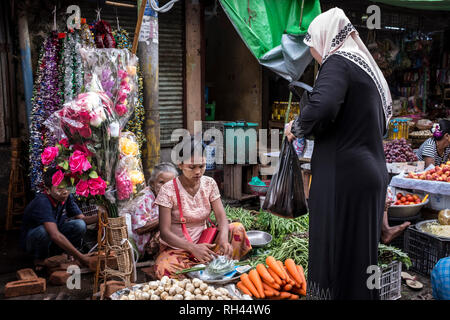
[154,138,252,279]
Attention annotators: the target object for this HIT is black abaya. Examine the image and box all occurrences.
[298,55,388,300]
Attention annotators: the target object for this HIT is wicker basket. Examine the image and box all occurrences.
[105,244,133,274]
[106,216,128,247]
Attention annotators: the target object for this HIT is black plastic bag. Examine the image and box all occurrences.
[262,139,308,218]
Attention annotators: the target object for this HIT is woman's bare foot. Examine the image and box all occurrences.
[381,222,411,244]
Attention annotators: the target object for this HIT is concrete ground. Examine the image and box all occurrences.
[0,228,434,300]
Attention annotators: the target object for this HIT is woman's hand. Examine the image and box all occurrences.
[189,243,217,263]
[285,120,295,142]
[217,240,233,258]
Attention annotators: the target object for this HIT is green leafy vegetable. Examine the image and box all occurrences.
[378,244,412,269]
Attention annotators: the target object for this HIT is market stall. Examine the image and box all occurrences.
[102,205,416,300]
[22,5,159,298]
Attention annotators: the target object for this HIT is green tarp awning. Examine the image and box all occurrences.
[219,0,321,82]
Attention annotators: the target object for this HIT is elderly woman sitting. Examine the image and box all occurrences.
[128,162,179,260]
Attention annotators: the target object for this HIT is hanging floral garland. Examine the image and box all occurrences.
[95,20,116,48]
[113,28,146,151]
[29,32,61,192]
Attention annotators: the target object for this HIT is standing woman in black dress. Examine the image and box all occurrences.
[286,8,392,300]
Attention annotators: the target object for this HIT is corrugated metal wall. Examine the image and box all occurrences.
[79,0,185,147]
[159,0,185,147]
[79,1,138,36]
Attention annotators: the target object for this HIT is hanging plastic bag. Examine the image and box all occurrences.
[262,139,308,218]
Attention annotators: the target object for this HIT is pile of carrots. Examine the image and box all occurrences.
[236,256,307,300]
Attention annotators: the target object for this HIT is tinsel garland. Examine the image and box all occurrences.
[113,28,146,151]
[73,31,83,95]
[80,23,96,47]
[112,28,131,50]
[63,31,83,102]
[29,32,61,192]
[58,33,66,105]
[94,20,116,48]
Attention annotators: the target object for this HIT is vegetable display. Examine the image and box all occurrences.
[118,276,240,300]
[378,244,412,269]
[393,192,423,205]
[384,139,418,163]
[406,161,450,182]
[235,256,306,300]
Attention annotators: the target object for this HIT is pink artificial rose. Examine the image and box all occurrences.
[76,179,90,197]
[73,144,93,157]
[88,177,107,196]
[79,110,91,123]
[59,139,69,148]
[69,150,92,174]
[118,69,128,79]
[41,147,59,165]
[115,104,128,116]
[52,170,65,187]
[78,124,92,138]
[121,82,131,92]
[117,91,128,103]
[116,170,133,200]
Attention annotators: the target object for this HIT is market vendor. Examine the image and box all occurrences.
[128,162,179,259]
[416,119,450,167]
[154,137,252,279]
[20,168,97,268]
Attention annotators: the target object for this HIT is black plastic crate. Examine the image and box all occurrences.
[404,225,450,275]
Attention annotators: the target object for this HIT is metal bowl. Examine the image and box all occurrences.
[247,230,272,248]
[415,219,450,240]
[388,198,429,218]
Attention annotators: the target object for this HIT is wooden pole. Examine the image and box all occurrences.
[136,0,160,178]
[299,0,305,28]
[105,1,137,8]
[132,0,148,54]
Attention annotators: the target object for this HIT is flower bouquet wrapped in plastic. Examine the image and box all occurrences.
[44,92,119,215]
[116,132,146,207]
[40,139,107,199]
[79,47,138,129]
[44,48,139,217]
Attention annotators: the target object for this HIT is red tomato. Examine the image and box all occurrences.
[413,195,419,201]
[400,197,407,202]
[394,201,401,206]
[415,199,421,204]
[397,193,403,199]
[406,196,414,202]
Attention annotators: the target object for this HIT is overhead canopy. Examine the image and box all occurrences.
[219,0,321,82]
[371,0,450,11]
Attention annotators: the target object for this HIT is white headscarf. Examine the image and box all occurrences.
[304,7,392,128]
